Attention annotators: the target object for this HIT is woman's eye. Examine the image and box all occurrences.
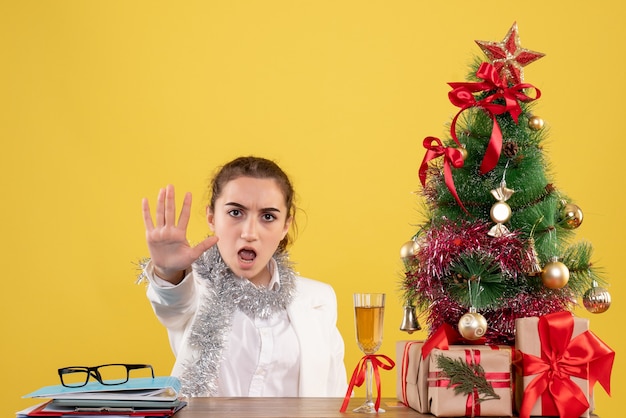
[263,213,276,221]
[228,209,242,217]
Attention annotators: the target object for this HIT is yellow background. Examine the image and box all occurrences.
[2,1,623,416]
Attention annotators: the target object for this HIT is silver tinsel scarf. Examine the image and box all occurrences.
[142,246,296,397]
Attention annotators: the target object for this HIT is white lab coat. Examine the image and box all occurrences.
[146,261,348,397]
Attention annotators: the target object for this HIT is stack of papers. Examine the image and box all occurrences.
[18,377,185,417]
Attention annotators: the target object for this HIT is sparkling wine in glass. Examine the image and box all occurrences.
[353,293,385,413]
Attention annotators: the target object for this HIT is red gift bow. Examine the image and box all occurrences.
[428,349,511,417]
[448,62,541,174]
[339,354,395,413]
[518,311,615,418]
[421,323,487,360]
[419,136,467,213]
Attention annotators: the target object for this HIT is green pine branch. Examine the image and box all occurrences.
[435,354,501,403]
[562,241,606,295]
[446,252,506,309]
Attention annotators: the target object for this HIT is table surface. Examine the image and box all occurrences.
[170,397,511,417]
[171,397,601,417]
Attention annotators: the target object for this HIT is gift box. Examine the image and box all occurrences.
[396,335,513,416]
[515,312,614,418]
[396,340,429,413]
[427,347,513,417]
[396,324,466,413]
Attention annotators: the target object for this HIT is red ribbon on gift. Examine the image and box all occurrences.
[428,349,511,417]
[419,136,467,213]
[400,341,421,406]
[448,62,540,174]
[518,311,615,418]
[340,354,395,413]
[422,323,487,360]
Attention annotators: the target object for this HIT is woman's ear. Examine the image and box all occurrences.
[282,216,292,239]
[206,207,215,232]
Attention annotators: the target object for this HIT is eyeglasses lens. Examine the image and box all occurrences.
[61,368,90,387]
[98,364,132,384]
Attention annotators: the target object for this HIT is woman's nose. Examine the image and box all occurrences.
[240,217,259,240]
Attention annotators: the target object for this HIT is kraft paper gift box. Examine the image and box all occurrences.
[396,340,429,413]
[515,314,588,418]
[427,347,513,417]
[514,312,614,418]
[396,338,513,416]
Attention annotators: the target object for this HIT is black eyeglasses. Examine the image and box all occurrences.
[58,363,154,388]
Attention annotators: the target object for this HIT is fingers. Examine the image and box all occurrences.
[177,192,193,230]
[191,236,219,259]
[141,198,155,231]
[164,184,176,226]
[155,187,166,228]
[144,185,193,230]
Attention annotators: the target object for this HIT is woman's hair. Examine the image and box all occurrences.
[208,156,297,252]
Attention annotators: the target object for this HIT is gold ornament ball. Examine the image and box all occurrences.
[560,203,584,229]
[541,260,570,289]
[583,286,611,314]
[490,201,512,224]
[400,240,420,260]
[457,311,488,340]
[528,115,544,130]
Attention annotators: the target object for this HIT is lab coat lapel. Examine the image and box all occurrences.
[287,290,330,396]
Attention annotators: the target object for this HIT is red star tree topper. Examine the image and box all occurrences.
[475,22,545,84]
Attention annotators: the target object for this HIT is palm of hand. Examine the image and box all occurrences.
[145,224,196,274]
[142,185,218,282]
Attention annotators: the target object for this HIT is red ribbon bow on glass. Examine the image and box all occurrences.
[518,311,615,418]
[448,62,541,174]
[339,354,395,413]
[419,136,467,213]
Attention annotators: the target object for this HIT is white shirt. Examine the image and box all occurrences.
[149,262,301,396]
[219,309,300,396]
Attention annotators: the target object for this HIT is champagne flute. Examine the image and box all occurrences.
[353,293,386,413]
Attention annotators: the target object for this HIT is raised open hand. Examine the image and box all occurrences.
[142,184,218,283]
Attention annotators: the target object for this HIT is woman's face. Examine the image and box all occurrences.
[207,176,291,287]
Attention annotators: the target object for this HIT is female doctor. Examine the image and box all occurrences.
[140,156,348,397]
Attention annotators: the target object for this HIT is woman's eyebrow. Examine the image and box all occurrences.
[225,202,246,209]
[225,202,282,213]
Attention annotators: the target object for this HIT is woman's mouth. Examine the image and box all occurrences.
[238,248,257,263]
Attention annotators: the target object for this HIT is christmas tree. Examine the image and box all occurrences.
[400,22,611,346]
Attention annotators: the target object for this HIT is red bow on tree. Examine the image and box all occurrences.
[448,62,540,174]
[419,136,466,213]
